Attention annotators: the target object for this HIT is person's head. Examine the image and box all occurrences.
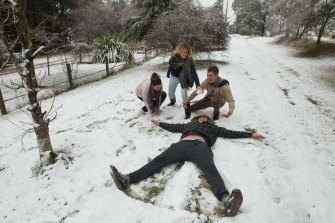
[207,66,219,84]
[150,72,162,91]
[191,115,215,124]
[172,42,192,59]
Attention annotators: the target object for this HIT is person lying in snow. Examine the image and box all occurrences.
[110,114,265,217]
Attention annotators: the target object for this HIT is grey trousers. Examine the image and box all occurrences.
[129,140,228,200]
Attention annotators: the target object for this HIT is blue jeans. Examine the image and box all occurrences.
[168,75,188,102]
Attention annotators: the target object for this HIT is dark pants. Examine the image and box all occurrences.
[138,91,167,112]
[190,97,224,116]
[128,140,228,200]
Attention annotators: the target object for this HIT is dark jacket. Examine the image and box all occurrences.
[166,56,200,87]
[159,121,252,147]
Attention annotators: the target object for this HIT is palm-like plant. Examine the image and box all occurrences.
[92,33,133,63]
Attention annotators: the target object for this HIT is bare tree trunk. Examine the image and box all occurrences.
[295,26,300,39]
[12,0,56,165]
[317,18,327,45]
[0,87,7,115]
[298,26,307,39]
[316,0,334,45]
[47,53,50,76]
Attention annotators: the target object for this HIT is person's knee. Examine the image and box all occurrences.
[211,98,223,106]
[161,91,167,102]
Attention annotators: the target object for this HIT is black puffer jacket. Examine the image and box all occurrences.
[159,121,252,147]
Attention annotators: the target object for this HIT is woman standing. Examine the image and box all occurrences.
[136,73,167,116]
[166,42,201,118]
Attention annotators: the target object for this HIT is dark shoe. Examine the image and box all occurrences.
[185,111,191,119]
[110,165,130,190]
[167,99,176,106]
[184,103,191,119]
[213,113,220,120]
[223,189,243,217]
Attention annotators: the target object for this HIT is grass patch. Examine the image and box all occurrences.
[244,127,257,133]
[184,174,225,219]
[31,161,43,177]
[280,88,289,97]
[274,36,335,58]
[124,163,184,204]
[306,96,320,105]
[123,180,167,204]
[296,42,335,58]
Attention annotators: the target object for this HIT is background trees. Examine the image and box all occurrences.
[123,0,180,42]
[145,1,229,53]
[70,0,124,43]
[232,0,335,44]
[232,0,269,36]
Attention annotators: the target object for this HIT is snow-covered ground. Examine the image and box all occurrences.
[1,35,335,223]
[0,51,150,112]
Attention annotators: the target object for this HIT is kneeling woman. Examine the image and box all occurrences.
[136,73,167,116]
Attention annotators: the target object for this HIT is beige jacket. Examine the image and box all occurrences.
[185,77,235,113]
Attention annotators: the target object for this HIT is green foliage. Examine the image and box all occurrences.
[123,0,180,42]
[92,33,133,63]
[233,0,266,35]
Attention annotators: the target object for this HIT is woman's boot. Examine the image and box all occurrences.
[167,98,176,106]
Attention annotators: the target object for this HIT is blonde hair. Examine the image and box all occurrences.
[172,42,192,57]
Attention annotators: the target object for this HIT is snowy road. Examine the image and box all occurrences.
[0,35,335,223]
[222,36,335,222]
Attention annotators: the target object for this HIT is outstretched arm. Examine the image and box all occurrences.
[216,126,265,140]
[216,126,252,139]
[151,119,185,133]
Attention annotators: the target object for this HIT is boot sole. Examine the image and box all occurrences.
[110,165,125,190]
[226,189,243,217]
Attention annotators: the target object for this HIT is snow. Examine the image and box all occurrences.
[197,0,236,22]
[1,35,335,223]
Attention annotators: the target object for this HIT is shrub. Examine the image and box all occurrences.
[92,33,133,63]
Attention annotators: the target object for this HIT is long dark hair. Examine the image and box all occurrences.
[150,72,162,86]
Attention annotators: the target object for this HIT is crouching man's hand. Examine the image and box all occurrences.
[223,111,232,118]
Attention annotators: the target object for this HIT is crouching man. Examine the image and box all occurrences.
[183,66,235,120]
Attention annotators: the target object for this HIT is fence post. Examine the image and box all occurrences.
[47,53,50,76]
[0,87,7,115]
[66,63,74,89]
[105,56,109,76]
[144,47,147,60]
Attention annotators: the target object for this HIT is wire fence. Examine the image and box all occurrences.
[0,52,155,114]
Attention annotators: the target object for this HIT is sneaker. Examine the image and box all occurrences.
[223,189,243,217]
[138,109,145,117]
[213,113,219,120]
[110,165,130,190]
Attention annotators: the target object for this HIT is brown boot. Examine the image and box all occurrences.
[223,189,243,217]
